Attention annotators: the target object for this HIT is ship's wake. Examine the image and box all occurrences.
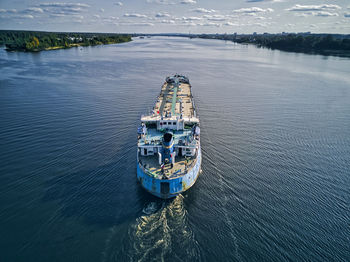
[102,195,201,262]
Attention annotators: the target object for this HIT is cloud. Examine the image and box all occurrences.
[160,19,175,24]
[182,21,197,26]
[102,16,119,24]
[182,16,202,21]
[294,11,339,17]
[253,22,268,27]
[155,12,170,17]
[0,9,17,13]
[0,12,34,19]
[116,22,154,26]
[286,4,341,12]
[246,0,283,2]
[93,14,100,18]
[124,13,148,18]
[203,15,226,21]
[198,22,221,27]
[0,8,40,19]
[36,2,90,16]
[23,7,44,13]
[192,8,216,13]
[313,11,339,17]
[18,14,34,19]
[180,0,196,4]
[114,2,123,6]
[255,16,267,20]
[146,0,175,4]
[38,3,90,8]
[232,7,274,14]
[100,8,104,12]
[224,21,238,26]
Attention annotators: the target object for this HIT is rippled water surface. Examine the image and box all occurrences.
[1,37,350,262]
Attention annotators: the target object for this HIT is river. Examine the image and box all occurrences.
[0,37,349,262]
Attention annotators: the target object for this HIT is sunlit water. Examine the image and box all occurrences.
[0,37,349,262]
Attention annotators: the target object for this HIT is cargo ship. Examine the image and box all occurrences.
[137,75,201,199]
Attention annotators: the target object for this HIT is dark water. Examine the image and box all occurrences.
[1,37,350,262]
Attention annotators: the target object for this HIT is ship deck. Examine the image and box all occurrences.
[138,154,196,180]
[154,81,194,118]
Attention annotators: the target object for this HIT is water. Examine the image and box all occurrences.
[0,37,349,262]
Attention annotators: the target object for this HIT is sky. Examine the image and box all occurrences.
[0,0,350,34]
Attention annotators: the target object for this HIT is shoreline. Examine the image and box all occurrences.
[5,40,132,52]
[188,34,350,58]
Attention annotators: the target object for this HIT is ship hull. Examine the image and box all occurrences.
[137,147,201,199]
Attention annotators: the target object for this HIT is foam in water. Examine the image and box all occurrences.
[142,202,159,215]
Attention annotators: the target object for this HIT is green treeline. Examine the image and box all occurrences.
[194,33,350,57]
[0,30,132,52]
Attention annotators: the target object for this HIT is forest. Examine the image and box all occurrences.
[194,33,350,57]
[0,30,132,52]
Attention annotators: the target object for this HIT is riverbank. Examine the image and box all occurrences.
[189,33,350,58]
[7,41,132,52]
[0,30,132,52]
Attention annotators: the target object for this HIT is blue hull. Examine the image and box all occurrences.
[137,148,201,199]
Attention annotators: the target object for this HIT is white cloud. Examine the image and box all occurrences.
[124,13,148,18]
[100,8,104,12]
[286,4,341,12]
[24,8,44,13]
[146,0,175,4]
[114,2,123,6]
[117,22,154,26]
[192,8,216,13]
[155,12,170,17]
[35,2,90,16]
[247,0,284,2]
[199,22,221,27]
[38,3,90,8]
[253,22,268,27]
[224,21,238,26]
[182,16,202,21]
[295,11,339,17]
[180,0,196,4]
[93,14,100,18]
[19,14,34,19]
[232,7,274,14]
[102,16,119,24]
[160,19,175,24]
[0,9,17,13]
[313,11,339,17]
[204,15,226,21]
[0,13,34,19]
[182,21,197,26]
